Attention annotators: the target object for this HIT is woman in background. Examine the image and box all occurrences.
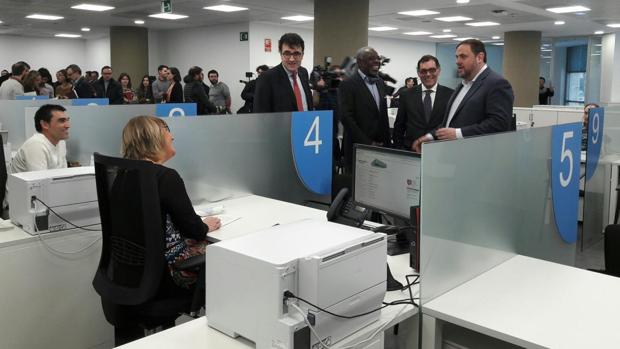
[22,70,41,96]
[119,115,221,288]
[164,67,183,103]
[136,75,154,104]
[118,73,138,104]
[54,69,73,99]
[37,68,54,98]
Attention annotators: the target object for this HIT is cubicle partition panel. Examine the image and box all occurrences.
[28,106,331,206]
[582,108,620,249]
[0,100,72,149]
[420,126,577,304]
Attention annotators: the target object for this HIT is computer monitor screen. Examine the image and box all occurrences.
[353,144,421,219]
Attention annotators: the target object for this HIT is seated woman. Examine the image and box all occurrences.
[120,115,221,289]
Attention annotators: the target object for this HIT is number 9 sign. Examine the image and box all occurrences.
[586,107,604,181]
[551,123,581,243]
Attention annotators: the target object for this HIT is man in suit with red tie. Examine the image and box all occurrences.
[393,55,454,151]
[339,47,391,172]
[413,39,514,152]
[253,33,313,113]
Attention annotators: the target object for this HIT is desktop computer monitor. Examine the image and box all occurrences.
[352,144,421,220]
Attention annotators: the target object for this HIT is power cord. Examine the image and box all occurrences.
[32,197,102,255]
[32,197,101,231]
[283,291,390,319]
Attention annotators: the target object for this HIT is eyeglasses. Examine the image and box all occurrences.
[161,124,170,132]
[281,51,303,59]
[418,68,438,75]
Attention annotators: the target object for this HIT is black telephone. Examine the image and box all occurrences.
[326,188,369,227]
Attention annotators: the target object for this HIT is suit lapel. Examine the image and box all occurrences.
[354,73,380,112]
[277,64,298,109]
[450,68,491,123]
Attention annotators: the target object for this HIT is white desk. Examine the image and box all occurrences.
[206,195,327,241]
[118,254,418,349]
[0,224,112,349]
[422,255,620,348]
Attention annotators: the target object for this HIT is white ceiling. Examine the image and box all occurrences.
[0,0,618,42]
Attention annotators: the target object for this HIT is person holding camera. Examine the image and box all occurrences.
[238,65,269,114]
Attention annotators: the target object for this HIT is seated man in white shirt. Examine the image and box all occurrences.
[10,104,70,173]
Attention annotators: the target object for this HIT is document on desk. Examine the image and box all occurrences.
[210,214,241,227]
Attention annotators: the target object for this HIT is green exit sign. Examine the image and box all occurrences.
[161,0,172,13]
[240,32,249,41]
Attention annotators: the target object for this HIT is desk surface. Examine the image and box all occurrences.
[206,195,327,241]
[423,255,620,349]
[118,254,417,349]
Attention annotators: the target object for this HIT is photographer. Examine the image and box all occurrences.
[238,65,268,114]
[311,64,345,162]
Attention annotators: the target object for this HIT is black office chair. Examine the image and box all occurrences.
[602,224,620,277]
[92,153,205,346]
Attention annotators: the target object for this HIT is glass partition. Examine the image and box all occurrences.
[420,127,577,304]
[0,100,72,149]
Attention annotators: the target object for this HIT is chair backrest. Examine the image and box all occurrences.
[92,152,165,305]
[605,224,620,277]
[0,140,6,216]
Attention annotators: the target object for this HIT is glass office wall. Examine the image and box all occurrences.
[420,127,577,303]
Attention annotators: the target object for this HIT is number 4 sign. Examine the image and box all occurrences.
[551,123,582,243]
[291,111,333,195]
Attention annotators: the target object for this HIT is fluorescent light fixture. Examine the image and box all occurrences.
[541,56,552,59]
[134,19,145,24]
[466,21,500,27]
[492,42,504,46]
[554,21,565,25]
[594,31,604,35]
[430,34,457,38]
[546,5,590,14]
[594,44,602,46]
[71,4,115,12]
[435,16,472,22]
[404,31,433,35]
[607,23,620,28]
[81,27,91,32]
[369,26,398,31]
[443,29,452,32]
[281,15,313,21]
[149,13,188,20]
[456,0,470,3]
[203,5,248,12]
[541,49,552,52]
[453,37,474,41]
[492,35,501,40]
[26,14,64,20]
[398,10,440,16]
[591,53,601,56]
[55,33,82,38]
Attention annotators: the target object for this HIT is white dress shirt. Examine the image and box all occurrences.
[421,83,438,109]
[284,67,309,111]
[358,70,381,110]
[445,64,488,139]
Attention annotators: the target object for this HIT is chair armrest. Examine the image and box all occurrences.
[175,254,205,270]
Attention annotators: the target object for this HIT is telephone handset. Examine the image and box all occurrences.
[326,188,369,227]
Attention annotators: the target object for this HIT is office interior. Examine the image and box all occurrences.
[1,0,620,348]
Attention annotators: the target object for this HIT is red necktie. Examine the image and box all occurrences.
[291,71,304,112]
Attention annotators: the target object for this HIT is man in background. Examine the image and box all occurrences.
[0,61,29,100]
[92,66,123,104]
[238,64,269,114]
[207,70,231,113]
[151,65,170,103]
[539,76,554,105]
[66,64,95,98]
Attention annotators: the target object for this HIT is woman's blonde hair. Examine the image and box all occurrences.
[121,115,168,161]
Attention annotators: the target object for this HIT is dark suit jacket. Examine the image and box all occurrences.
[92,78,123,104]
[73,77,95,99]
[167,82,184,103]
[440,68,514,137]
[339,71,391,168]
[393,84,454,150]
[253,64,313,113]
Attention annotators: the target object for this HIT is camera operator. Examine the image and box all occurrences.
[310,64,345,163]
[238,65,268,114]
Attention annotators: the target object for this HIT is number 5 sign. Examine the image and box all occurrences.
[551,123,582,243]
[291,111,333,195]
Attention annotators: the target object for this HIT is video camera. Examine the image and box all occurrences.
[239,72,253,85]
[310,57,344,90]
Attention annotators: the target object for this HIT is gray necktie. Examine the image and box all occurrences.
[424,89,433,122]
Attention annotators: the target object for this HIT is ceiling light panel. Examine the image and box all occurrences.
[134,19,145,24]
[546,5,590,14]
[281,15,314,21]
[404,31,433,35]
[466,21,500,27]
[554,21,565,25]
[148,13,188,20]
[369,26,398,31]
[435,16,472,22]
[81,27,91,32]
[607,23,620,28]
[398,10,440,16]
[55,33,82,38]
[71,4,115,12]
[430,34,457,38]
[203,5,248,12]
[26,14,64,20]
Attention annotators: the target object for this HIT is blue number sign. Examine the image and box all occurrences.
[155,103,197,117]
[291,111,333,195]
[551,123,582,243]
[15,95,49,101]
[586,107,604,181]
[72,98,109,106]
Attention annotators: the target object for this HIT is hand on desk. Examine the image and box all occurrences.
[435,128,457,140]
[203,216,222,231]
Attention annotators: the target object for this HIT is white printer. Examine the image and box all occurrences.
[206,219,387,349]
[8,166,100,234]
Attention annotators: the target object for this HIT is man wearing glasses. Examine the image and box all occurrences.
[253,33,313,113]
[393,55,453,151]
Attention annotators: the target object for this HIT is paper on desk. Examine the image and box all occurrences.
[205,214,241,227]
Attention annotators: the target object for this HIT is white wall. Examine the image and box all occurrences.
[600,33,620,104]
[84,36,111,73]
[249,22,314,71]
[0,34,88,75]
[148,23,250,111]
[369,36,436,89]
